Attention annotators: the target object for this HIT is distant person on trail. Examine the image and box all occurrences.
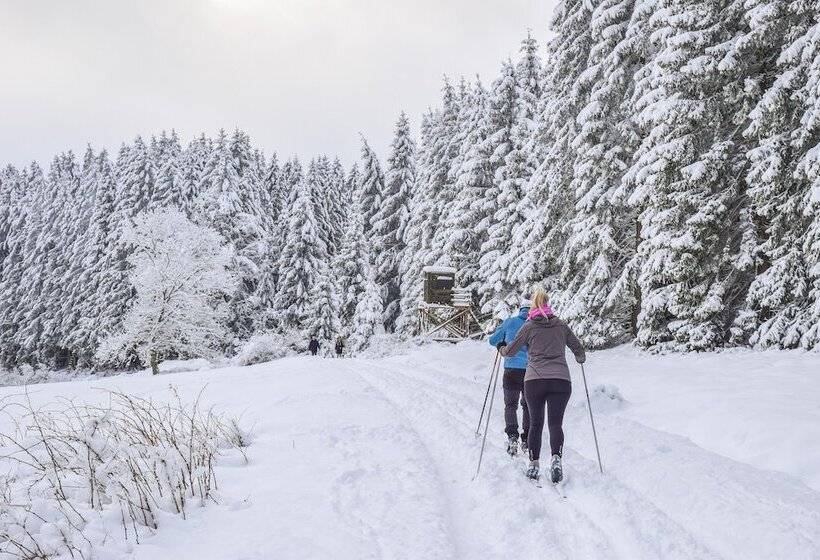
[308,336,320,356]
[498,287,585,483]
[488,294,531,457]
[335,337,345,357]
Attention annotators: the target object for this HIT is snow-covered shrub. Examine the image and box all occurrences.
[574,383,626,413]
[156,358,216,374]
[0,364,99,388]
[96,209,237,374]
[234,331,301,365]
[0,388,248,558]
[355,334,427,359]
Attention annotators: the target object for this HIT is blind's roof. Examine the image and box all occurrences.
[422,266,457,274]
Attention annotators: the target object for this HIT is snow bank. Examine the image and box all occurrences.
[585,345,820,491]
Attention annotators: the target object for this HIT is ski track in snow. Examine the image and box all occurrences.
[2,343,819,559]
[351,358,721,560]
[377,351,820,559]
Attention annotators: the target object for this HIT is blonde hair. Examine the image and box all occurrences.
[531,287,549,310]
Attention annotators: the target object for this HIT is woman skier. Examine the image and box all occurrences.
[498,287,585,483]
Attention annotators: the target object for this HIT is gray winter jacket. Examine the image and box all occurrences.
[500,315,585,382]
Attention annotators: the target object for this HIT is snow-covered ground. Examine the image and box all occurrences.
[1,341,819,559]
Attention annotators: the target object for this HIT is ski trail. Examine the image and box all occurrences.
[352,358,717,559]
[563,412,820,560]
[327,362,462,560]
[354,353,820,559]
[347,360,588,559]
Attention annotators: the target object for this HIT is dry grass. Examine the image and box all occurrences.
[0,388,249,559]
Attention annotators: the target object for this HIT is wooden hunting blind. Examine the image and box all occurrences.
[423,266,456,304]
[418,266,485,342]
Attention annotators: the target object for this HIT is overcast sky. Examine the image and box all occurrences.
[0,0,555,169]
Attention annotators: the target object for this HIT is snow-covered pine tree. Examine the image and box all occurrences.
[340,193,384,353]
[430,78,469,270]
[504,32,545,298]
[195,129,267,341]
[95,209,236,374]
[257,156,305,329]
[252,148,271,220]
[741,6,820,349]
[37,152,84,366]
[396,111,436,334]
[358,137,385,234]
[255,152,284,328]
[624,0,754,350]
[12,163,54,365]
[328,157,349,251]
[479,59,526,316]
[307,156,334,258]
[440,78,493,297]
[426,78,462,267]
[373,112,416,331]
[334,194,373,332]
[262,152,284,221]
[515,31,543,127]
[304,264,342,345]
[58,147,102,364]
[795,19,820,350]
[345,161,359,199]
[0,165,29,366]
[118,136,156,219]
[350,264,384,352]
[507,0,593,296]
[557,0,642,348]
[150,130,183,209]
[90,143,144,367]
[175,134,211,218]
[272,175,326,329]
[70,150,119,366]
[0,166,22,277]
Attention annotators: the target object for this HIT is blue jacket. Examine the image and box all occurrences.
[488,307,529,369]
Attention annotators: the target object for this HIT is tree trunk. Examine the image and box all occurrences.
[149,350,159,375]
[631,217,642,337]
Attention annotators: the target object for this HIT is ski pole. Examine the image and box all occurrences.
[580,363,604,474]
[475,351,500,438]
[473,354,501,480]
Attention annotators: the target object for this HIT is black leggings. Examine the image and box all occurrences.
[524,379,571,461]
[502,369,529,440]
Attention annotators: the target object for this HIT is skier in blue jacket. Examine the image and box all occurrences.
[488,294,531,456]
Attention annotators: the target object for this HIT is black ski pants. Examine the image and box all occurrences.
[502,368,529,441]
[524,378,571,461]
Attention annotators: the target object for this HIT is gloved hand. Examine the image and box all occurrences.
[576,354,586,364]
[496,341,507,351]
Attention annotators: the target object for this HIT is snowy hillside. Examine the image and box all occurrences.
[1,342,819,559]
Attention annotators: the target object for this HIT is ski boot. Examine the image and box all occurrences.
[550,454,563,484]
[506,436,519,457]
[520,435,528,455]
[525,460,540,480]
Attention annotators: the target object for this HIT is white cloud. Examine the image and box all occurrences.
[0,0,554,167]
